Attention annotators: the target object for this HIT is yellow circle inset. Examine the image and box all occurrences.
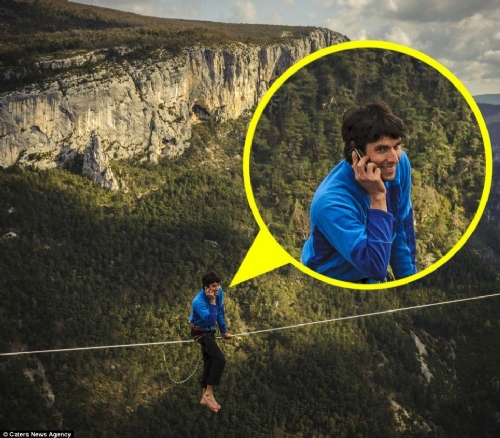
[241,40,492,290]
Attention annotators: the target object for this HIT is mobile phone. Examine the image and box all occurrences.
[347,147,369,165]
[354,148,365,160]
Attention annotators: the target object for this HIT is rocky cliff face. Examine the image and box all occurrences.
[0,29,348,187]
[82,132,120,191]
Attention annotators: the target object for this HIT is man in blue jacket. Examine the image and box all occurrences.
[190,272,231,413]
[302,102,417,283]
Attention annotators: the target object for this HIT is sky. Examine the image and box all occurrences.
[72,0,500,96]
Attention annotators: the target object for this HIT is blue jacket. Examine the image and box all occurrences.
[301,151,417,282]
[189,287,228,333]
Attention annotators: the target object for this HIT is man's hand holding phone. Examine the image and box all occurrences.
[205,286,217,304]
[351,150,387,211]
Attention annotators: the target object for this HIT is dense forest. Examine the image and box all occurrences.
[1,111,499,436]
[250,49,487,271]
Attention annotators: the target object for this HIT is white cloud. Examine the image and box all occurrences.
[372,0,498,23]
[271,11,283,24]
[481,50,500,66]
[382,25,413,47]
[338,0,370,8]
[229,0,258,23]
[463,61,489,81]
[322,9,368,41]
[312,0,335,8]
[272,0,298,26]
[483,50,500,60]
[357,29,368,40]
[159,0,205,18]
[437,58,457,69]
[331,1,500,93]
[386,0,398,12]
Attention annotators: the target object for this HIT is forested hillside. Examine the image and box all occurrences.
[1,113,499,436]
[250,49,486,270]
[0,0,322,92]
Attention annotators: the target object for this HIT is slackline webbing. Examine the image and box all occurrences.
[1,292,499,357]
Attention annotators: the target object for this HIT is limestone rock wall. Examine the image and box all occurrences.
[0,29,348,171]
[82,132,120,191]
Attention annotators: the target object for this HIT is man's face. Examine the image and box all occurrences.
[206,282,220,295]
[364,136,402,181]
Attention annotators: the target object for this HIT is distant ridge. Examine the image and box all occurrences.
[474,94,500,105]
[0,0,349,93]
[0,0,329,68]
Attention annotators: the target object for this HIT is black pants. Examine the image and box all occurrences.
[192,330,226,387]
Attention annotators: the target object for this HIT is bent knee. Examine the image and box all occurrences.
[215,355,226,366]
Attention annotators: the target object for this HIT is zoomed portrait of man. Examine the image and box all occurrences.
[250,48,486,285]
[302,101,416,283]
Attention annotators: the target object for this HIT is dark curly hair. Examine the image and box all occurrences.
[342,101,406,163]
[202,272,221,287]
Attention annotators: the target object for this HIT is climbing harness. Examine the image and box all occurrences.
[191,323,212,343]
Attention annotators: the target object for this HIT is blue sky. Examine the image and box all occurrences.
[72,0,500,95]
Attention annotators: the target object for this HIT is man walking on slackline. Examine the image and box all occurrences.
[190,272,232,413]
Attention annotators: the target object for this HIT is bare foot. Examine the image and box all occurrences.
[202,390,221,409]
[200,395,220,413]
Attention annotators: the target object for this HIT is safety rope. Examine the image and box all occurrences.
[1,292,499,357]
[162,343,202,384]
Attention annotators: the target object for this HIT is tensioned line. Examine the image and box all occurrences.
[2,292,499,357]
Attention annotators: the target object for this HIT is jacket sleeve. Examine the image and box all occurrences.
[216,288,227,334]
[390,153,417,279]
[315,198,394,281]
[193,294,218,327]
